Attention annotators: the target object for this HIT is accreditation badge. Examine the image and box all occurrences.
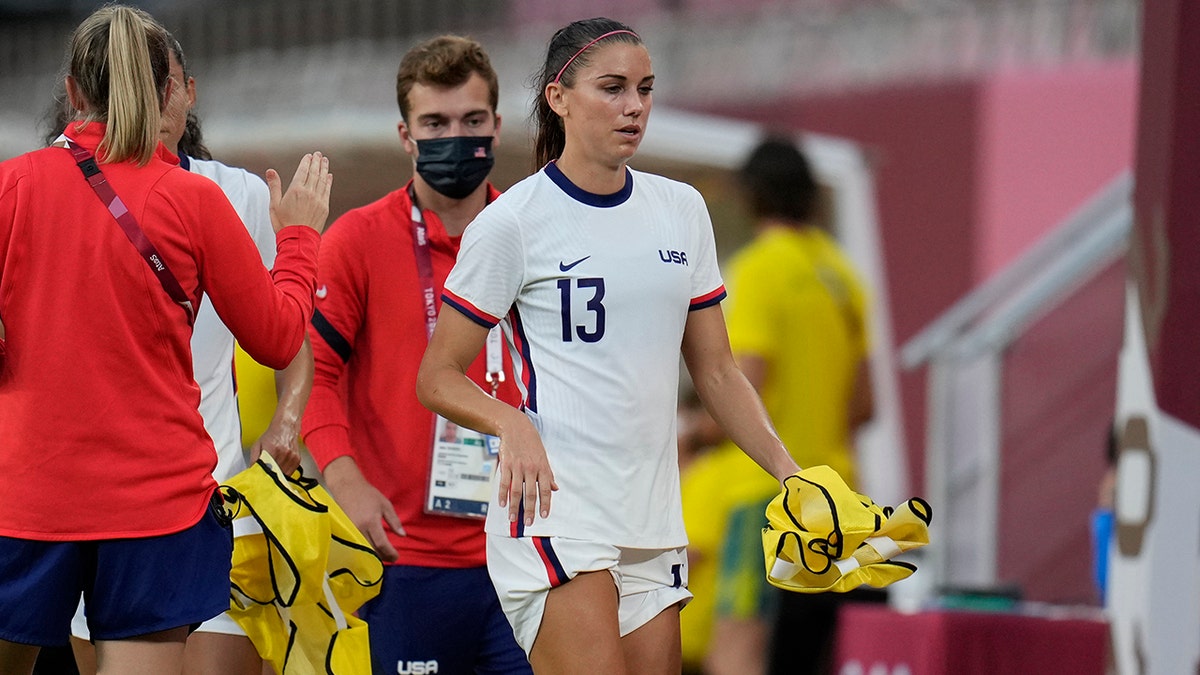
[424,326,505,518]
[425,414,498,519]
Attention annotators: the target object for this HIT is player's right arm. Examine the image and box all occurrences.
[417,200,557,527]
[417,307,557,527]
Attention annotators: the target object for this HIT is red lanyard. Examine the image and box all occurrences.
[406,184,505,394]
[62,137,196,327]
[407,184,439,341]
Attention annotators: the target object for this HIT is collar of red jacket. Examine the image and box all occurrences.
[62,120,181,167]
[401,178,500,248]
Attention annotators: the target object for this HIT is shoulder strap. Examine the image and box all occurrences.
[63,141,196,327]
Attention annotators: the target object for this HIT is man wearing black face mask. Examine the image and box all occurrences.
[301,36,531,675]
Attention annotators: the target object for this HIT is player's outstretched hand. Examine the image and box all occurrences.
[497,417,558,527]
[267,151,333,234]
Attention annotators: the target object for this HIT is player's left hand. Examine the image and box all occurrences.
[250,419,303,476]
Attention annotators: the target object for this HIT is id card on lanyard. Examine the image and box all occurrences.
[409,186,504,519]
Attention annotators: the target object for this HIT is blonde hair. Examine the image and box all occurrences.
[68,5,170,165]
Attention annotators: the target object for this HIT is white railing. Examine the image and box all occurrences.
[900,171,1131,593]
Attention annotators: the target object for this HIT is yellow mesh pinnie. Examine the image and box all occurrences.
[219,452,383,674]
[762,465,932,593]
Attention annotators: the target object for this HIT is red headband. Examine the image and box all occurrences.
[553,30,640,84]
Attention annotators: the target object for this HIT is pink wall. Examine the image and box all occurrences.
[998,260,1125,604]
[976,63,1139,279]
[974,65,1134,602]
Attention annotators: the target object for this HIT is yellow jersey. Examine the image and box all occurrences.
[722,225,869,484]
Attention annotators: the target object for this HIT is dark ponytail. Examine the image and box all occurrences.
[167,35,211,160]
[41,93,74,148]
[178,111,211,161]
[531,17,641,169]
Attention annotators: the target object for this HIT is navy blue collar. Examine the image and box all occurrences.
[178,153,191,171]
[544,161,632,208]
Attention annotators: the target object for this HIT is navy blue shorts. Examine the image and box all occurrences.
[359,565,531,675]
[0,493,233,646]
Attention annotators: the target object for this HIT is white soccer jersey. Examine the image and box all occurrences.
[443,163,725,548]
[186,156,276,481]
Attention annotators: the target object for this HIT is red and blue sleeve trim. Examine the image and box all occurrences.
[442,290,501,328]
[533,537,570,587]
[689,285,727,311]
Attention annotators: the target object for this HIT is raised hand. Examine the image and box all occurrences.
[266,151,333,234]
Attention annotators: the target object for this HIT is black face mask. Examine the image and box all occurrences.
[414,136,495,199]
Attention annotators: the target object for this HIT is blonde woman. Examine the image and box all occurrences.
[0,6,329,674]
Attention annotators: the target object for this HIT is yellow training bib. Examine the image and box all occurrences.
[762,465,932,593]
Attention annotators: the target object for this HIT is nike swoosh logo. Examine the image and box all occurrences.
[559,256,591,272]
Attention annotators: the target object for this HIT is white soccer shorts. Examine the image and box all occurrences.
[486,534,692,653]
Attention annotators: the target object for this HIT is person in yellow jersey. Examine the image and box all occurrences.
[679,400,777,675]
[680,136,875,675]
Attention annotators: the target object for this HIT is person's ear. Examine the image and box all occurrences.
[160,76,176,112]
[398,120,417,156]
[546,83,568,118]
[185,76,197,110]
[65,75,86,113]
[491,112,502,150]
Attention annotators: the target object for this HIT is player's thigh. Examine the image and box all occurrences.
[183,631,261,675]
[89,498,232,642]
[487,535,621,657]
[620,602,682,675]
[529,570,624,675]
[0,536,85,648]
[94,626,188,675]
[69,636,96,675]
[613,545,691,639]
[611,547,689,675]
[0,640,39,675]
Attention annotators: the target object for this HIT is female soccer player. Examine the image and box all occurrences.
[417,17,800,675]
[0,6,329,674]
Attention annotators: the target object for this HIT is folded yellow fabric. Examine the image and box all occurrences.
[762,465,932,593]
[218,453,383,674]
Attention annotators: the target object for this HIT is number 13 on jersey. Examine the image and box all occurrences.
[558,277,606,343]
